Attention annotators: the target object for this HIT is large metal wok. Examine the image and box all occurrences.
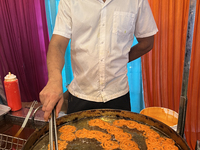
[22,109,190,150]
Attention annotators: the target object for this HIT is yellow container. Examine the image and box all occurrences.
[140,107,178,131]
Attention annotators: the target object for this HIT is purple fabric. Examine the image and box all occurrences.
[0,0,49,102]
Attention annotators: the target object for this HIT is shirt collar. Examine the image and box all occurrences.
[97,0,113,7]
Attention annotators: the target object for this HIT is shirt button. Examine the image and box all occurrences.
[101,42,104,44]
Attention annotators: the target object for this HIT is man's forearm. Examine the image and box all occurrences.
[47,44,65,81]
[46,35,70,81]
[129,35,154,62]
[40,34,69,121]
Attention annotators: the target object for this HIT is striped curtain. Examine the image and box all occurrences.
[0,0,49,102]
[142,0,200,149]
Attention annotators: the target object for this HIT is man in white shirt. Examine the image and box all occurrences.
[40,0,158,121]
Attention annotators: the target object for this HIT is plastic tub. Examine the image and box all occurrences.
[140,107,178,131]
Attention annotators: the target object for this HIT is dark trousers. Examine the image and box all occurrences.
[67,92,131,114]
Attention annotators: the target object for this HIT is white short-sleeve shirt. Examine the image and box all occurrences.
[53,0,158,102]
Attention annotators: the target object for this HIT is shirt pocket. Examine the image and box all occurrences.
[113,11,136,36]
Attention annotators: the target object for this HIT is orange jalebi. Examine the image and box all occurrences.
[114,132,132,142]
[75,128,90,138]
[112,119,127,127]
[106,126,124,135]
[59,125,76,133]
[75,128,112,143]
[88,118,111,129]
[59,132,76,141]
[47,140,68,150]
[119,140,140,150]
[101,140,119,150]
[89,130,111,142]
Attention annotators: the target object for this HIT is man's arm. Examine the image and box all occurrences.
[40,34,69,121]
[129,35,154,62]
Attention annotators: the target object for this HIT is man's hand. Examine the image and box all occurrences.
[39,79,64,121]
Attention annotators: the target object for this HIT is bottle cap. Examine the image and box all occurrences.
[4,72,16,80]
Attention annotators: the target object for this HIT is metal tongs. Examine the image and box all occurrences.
[14,100,38,137]
[49,107,58,150]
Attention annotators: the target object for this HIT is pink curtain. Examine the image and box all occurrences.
[0,0,49,102]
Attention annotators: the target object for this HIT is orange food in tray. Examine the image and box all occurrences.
[58,125,76,133]
[101,140,119,150]
[48,119,178,150]
[59,132,76,142]
[47,140,68,150]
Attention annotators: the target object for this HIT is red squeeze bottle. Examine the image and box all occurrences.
[4,72,22,111]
